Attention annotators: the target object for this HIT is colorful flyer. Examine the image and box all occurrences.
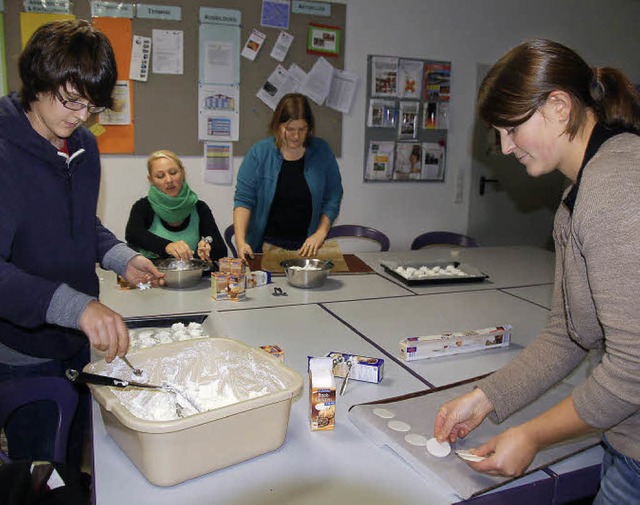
[261,0,290,29]
[241,28,266,61]
[365,141,395,181]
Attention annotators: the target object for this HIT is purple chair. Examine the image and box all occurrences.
[326,224,390,252]
[0,376,79,464]
[410,231,479,250]
[223,224,238,258]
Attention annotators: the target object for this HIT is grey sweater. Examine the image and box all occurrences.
[479,133,640,461]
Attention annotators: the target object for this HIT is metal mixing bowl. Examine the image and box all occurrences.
[280,259,333,289]
[157,258,207,289]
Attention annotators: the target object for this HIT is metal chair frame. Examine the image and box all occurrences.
[410,231,479,250]
[223,224,238,258]
[326,224,390,252]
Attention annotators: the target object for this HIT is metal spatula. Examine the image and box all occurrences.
[65,369,200,417]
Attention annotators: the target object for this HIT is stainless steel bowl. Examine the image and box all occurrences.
[157,258,207,289]
[280,258,333,289]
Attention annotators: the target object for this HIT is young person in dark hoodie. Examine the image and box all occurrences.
[0,20,164,466]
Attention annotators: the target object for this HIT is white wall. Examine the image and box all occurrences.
[97,0,640,251]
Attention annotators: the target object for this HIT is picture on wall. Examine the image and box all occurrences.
[307,23,341,56]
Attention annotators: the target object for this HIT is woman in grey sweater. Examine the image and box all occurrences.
[434,39,640,505]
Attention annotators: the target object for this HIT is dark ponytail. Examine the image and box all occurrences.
[592,67,640,134]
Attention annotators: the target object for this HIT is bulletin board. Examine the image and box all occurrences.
[363,54,451,182]
[1,0,345,156]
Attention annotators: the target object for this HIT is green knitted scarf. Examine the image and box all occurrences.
[147,182,198,223]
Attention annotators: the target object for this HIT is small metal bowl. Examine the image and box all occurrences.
[156,258,207,289]
[280,258,333,289]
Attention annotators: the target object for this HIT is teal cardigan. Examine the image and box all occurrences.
[234,137,343,251]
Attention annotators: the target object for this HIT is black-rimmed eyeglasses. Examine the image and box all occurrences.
[55,92,107,114]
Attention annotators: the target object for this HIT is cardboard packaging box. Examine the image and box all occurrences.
[211,273,246,301]
[246,270,271,288]
[399,324,512,361]
[309,357,336,431]
[325,352,384,384]
[260,345,285,362]
[211,273,229,301]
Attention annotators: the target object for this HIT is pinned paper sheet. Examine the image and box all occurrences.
[241,28,266,61]
[130,35,151,82]
[203,142,233,185]
[270,31,293,62]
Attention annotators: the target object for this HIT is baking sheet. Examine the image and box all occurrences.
[348,380,601,500]
[380,260,489,285]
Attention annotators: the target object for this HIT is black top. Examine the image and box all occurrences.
[125,197,227,261]
[264,157,312,243]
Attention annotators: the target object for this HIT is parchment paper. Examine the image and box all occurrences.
[348,380,601,500]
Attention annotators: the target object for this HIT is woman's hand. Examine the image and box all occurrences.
[464,425,539,477]
[166,240,193,260]
[79,300,129,363]
[299,231,326,257]
[434,388,494,443]
[196,239,212,262]
[237,242,255,260]
[124,255,165,287]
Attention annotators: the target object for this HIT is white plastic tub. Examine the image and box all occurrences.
[86,337,303,486]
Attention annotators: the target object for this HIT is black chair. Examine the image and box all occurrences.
[0,376,79,464]
[410,231,479,250]
[326,224,390,252]
[223,224,238,258]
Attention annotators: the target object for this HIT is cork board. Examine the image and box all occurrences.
[2,1,345,156]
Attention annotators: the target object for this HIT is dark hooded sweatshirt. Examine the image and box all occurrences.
[0,93,121,359]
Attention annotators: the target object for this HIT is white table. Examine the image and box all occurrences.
[91,247,600,504]
[97,268,413,319]
[323,289,552,387]
[92,304,460,505]
[358,246,555,294]
[501,284,554,310]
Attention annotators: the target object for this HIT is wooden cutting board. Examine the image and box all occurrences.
[260,240,350,272]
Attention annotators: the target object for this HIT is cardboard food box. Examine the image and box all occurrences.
[260,345,285,362]
[399,325,512,361]
[308,357,336,431]
[86,337,303,486]
[325,352,384,384]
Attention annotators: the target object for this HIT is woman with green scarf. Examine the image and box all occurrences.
[125,150,227,264]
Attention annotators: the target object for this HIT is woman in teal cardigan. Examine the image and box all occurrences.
[233,93,343,258]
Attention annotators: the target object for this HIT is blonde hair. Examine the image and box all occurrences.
[146,150,185,177]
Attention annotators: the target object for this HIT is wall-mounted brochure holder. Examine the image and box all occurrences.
[363,55,451,182]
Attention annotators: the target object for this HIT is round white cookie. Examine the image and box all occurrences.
[426,437,451,457]
[404,433,428,446]
[373,408,395,419]
[387,420,411,432]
